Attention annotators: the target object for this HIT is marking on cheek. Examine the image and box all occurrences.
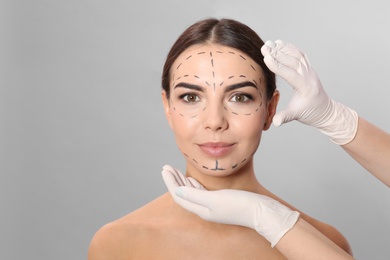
[228,75,235,79]
[193,159,198,164]
[186,55,192,60]
[211,59,214,67]
[176,76,181,81]
[253,79,257,86]
[202,166,209,169]
[219,81,224,86]
[183,153,189,157]
[183,74,189,78]
[232,164,238,169]
[239,75,246,78]
[194,75,199,78]
[190,114,198,118]
[244,113,252,116]
[197,51,205,55]
[239,55,246,60]
[241,158,247,163]
[205,81,210,86]
[224,107,228,111]
[176,63,182,69]
[231,112,238,115]
[179,113,185,117]
[228,51,235,55]
[251,65,256,71]
[216,51,223,54]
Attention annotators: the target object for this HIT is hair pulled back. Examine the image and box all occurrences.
[162,18,276,100]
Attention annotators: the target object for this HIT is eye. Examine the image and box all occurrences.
[230,93,252,103]
[182,93,200,103]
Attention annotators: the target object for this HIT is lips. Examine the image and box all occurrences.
[198,142,236,157]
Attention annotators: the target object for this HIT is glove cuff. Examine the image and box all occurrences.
[254,198,300,248]
[269,211,300,247]
[316,100,359,145]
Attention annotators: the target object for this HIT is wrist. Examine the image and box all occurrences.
[316,100,359,145]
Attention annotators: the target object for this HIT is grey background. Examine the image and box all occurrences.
[1,0,389,259]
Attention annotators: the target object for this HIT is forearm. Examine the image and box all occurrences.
[342,117,390,187]
[276,218,354,260]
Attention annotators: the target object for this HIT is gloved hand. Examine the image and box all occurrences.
[261,40,358,145]
[161,165,300,247]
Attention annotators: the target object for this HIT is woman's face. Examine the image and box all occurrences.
[163,44,279,177]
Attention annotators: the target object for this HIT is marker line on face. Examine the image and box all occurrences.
[211,160,225,171]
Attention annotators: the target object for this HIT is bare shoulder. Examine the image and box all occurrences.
[268,191,352,255]
[301,213,353,254]
[88,194,171,260]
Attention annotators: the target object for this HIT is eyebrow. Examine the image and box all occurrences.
[174,82,205,92]
[225,81,258,92]
[174,81,258,92]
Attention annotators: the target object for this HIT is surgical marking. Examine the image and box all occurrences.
[211,160,225,171]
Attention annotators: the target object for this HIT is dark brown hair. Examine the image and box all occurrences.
[161,18,276,100]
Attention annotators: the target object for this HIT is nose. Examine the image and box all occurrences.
[202,102,228,132]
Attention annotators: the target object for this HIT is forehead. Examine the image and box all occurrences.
[171,44,263,82]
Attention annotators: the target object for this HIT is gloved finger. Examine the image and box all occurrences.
[162,165,188,186]
[187,177,205,189]
[260,40,276,56]
[271,52,303,74]
[175,187,210,217]
[274,40,304,59]
[161,169,207,215]
[263,55,302,89]
[161,169,180,195]
[175,186,216,208]
[273,109,297,127]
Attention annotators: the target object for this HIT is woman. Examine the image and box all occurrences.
[88,18,352,259]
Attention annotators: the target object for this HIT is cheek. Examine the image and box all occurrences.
[170,112,199,140]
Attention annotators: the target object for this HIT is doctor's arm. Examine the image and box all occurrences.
[161,166,354,260]
[261,40,390,187]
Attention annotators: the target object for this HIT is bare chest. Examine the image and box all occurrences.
[130,222,286,260]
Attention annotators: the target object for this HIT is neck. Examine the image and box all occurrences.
[185,159,265,193]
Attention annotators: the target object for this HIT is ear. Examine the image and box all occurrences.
[263,90,280,131]
[162,90,173,129]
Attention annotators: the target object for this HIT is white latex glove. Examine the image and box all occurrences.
[261,40,358,145]
[161,165,300,247]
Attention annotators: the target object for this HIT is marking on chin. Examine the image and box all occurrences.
[211,160,226,171]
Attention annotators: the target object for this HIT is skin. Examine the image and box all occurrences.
[342,117,390,187]
[88,43,352,259]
